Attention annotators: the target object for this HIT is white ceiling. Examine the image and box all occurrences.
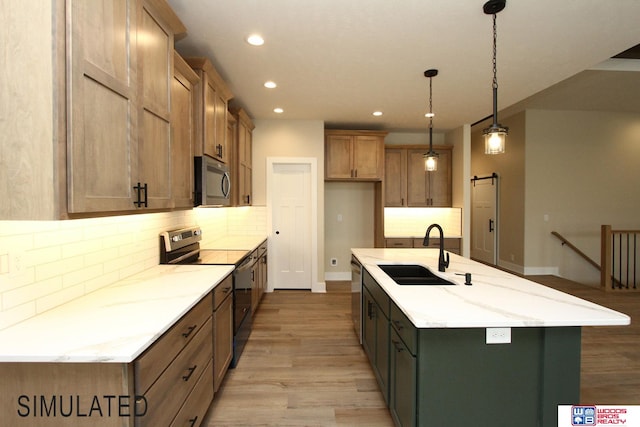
[168,0,640,133]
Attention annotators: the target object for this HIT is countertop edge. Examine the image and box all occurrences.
[352,248,630,329]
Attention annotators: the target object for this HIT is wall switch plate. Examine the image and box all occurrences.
[486,327,511,344]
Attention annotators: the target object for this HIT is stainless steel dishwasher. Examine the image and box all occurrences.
[350,255,362,343]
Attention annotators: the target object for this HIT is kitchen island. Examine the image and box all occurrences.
[352,248,630,427]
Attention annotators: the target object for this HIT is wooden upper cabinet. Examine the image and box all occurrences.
[231,108,254,206]
[384,149,406,206]
[186,57,234,164]
[325,130,387,181]
[66,0,186,214]
[384,146,452,207]
[171,51,200,209]
[138,1,174,209]
[67,0,137,213]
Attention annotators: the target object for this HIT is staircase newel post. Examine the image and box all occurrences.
[601,225,612,291]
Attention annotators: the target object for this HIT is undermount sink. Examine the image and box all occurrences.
[378,264,455,286]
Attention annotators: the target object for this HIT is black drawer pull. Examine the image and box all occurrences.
[392,340,404,353]
[182,365,197,381]
[393,320,404,331]
[182,325,197,338]
[188,416,199,427]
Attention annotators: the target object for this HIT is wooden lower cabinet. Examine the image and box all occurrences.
[0,288,228,427]
[385,238,461,255]
[213,275,233,392]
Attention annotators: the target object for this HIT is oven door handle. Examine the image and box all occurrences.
[168,248,201,264]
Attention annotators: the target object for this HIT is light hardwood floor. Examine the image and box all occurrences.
[203,277,639,426]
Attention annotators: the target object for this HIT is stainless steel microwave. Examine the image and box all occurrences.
[194,156,231,206]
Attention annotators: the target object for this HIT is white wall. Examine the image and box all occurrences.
[525,109,640,285]
[324,182,375,280]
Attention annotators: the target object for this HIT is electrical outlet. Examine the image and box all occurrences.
[330,258,338,266]
[486,327,511,344]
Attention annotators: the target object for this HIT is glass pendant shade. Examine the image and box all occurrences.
[483,125,507,154]
[425,153,438,171]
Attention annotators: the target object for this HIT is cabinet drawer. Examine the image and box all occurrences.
[391,302,417,356]
[415,237,460,253]
[136,295,212,394]
[363,268,389,318]
[213,274,233,310]
[170,359,214,427]
[385,238,413,248]
[140,317,213,427]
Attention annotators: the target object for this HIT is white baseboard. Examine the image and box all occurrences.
[324,272,352,281]
[313,281,326,293]
[523,266,559,276]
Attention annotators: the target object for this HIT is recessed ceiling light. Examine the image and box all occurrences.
[274,108,284,114]
[373,111,383,117]
[264,81,277,89]
[246,34,264,46]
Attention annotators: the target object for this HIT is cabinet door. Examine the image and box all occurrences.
[407,149,430,206]
[203,80,218,159]
[171,53,197,208]
[237,118,253,205]
[384,149,406,206]
[362,288,377,365]
[427,148,452,207]
[325,135,353,179]
[214,90,228,163]
[390,328,416,427]
[67,0,137,213]
[362,288,390,404]
[374,300,390,405]
[138,3,172,209]
[353,135,383,179]
[213,293,233,392]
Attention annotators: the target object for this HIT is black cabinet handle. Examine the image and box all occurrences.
[489,218,495,232]
[392,340,404,353]
[188,416,199,427]
[182,324,197,338]
[182,365,197,381]
[132,182,148,208]
[393,320,404,331]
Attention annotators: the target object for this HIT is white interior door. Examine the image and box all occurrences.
[471,175,498,265]
[268,160,314,290]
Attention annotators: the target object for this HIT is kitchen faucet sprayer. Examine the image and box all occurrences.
[423,223,450,272]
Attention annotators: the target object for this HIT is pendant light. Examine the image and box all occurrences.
[423,69,439,171]
[483,0,508,154]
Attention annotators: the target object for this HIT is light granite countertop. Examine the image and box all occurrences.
[352,248,630,328]
[0,264,234,363]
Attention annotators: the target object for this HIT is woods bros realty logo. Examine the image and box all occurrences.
[558,405,638,426]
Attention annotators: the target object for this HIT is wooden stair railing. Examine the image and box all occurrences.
[551,229,626,291]
[601,225,640,292]
[551,231,601,271]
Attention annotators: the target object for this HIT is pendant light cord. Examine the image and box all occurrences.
[492,13,498,91]
[428,75,433,150]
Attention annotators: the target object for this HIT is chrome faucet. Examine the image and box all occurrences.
[423,223,450,272]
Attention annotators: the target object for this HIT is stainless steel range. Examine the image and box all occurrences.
[159,226,255,368]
